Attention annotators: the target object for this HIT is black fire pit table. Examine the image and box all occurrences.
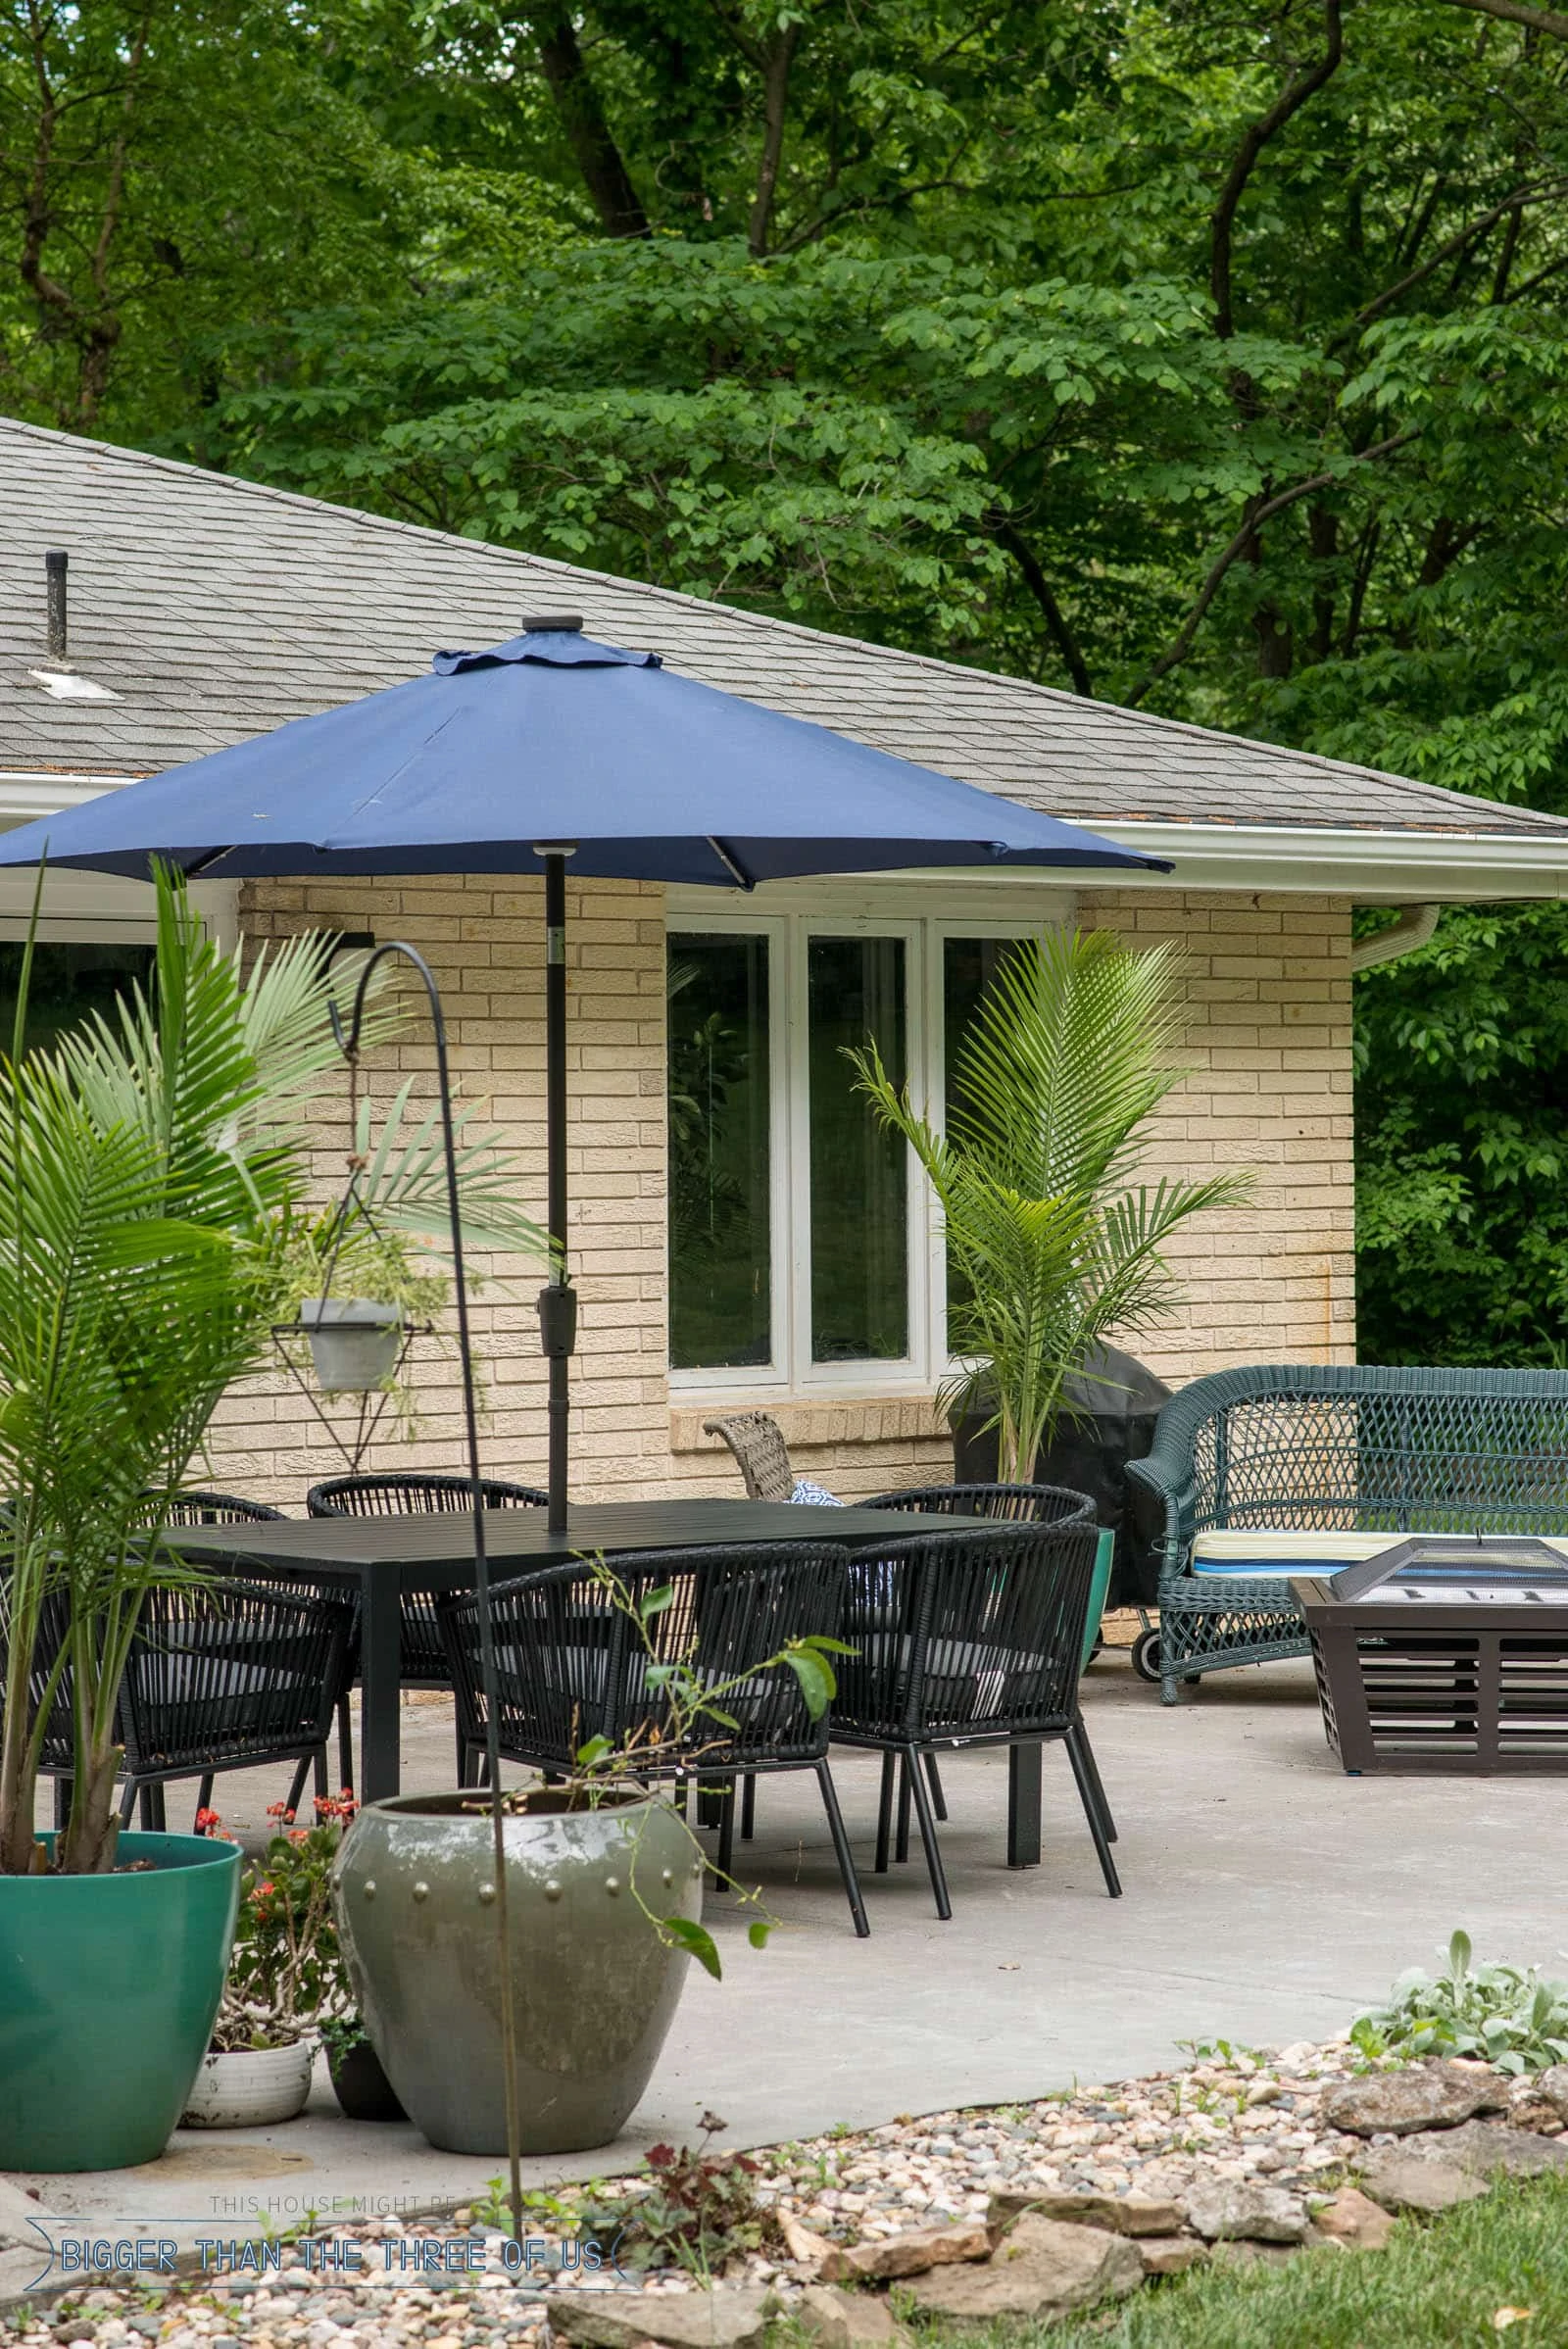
[1296,1534,1568,1775]
[172,1496,1001,1802]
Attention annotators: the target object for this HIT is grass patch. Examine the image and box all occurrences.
[906,2171,1568,2349]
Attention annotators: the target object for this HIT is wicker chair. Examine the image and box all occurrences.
[702,1412,795,1502]
[439,1541,868,1936]
[307,1472,549,1779]
[830,1514,1115,1917]
[1127,1363,1568,1703]
[36,1577,357,1833]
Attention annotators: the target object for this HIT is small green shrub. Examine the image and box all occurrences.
[1351,1931,1568,2076]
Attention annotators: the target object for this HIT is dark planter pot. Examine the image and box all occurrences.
[0,1831,241,2172]
[328,2035,407,2122]
[335,1789,701,2156]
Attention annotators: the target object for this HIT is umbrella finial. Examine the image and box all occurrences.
[521,612,583,633]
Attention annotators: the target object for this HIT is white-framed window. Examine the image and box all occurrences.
[665,878,1071,1396]
[0,866,239,1052]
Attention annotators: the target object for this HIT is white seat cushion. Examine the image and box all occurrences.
[1188,1530,1568,1579]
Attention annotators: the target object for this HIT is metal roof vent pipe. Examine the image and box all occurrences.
[45,549,69,661]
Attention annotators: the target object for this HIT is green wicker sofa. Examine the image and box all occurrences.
[1125,1363,1568,1704]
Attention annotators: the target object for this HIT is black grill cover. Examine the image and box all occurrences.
[952,1344,1171,1606]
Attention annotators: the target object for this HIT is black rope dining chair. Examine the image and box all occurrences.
[864,1481,1094,1525]
[35,1576,357,1833]
[859,1483,1102,1836]
[438,1540,869,1937]
[308,1472,548,1781]
[152,1487,361,1801]
[832,1515,1119,1919]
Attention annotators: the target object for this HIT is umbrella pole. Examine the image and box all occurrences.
[539,848,577,1534]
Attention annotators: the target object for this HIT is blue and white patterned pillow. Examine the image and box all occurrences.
[790,1477,846,1507]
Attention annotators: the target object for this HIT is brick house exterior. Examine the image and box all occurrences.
[4,417,1566,1510]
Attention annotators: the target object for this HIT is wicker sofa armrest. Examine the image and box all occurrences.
[1125,1445,1197,1580]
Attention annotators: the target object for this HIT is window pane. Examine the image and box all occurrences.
[943,938,1028,1338]
[809,936,907,1362]
[667,934,771,1371]
[0,942,156,1058]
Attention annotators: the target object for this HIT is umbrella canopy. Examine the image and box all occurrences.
[0,622,1164,886]
[0,617,1166,1525]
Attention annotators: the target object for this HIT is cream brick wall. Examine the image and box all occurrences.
[201,881,1355,1509]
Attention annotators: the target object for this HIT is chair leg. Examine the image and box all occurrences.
[1064,1727,1122,1899]
[196,1772,215,1818]
[119,1779,138,1828]
[698,1784,726,1830]
[905,1745,952,1922]
[284,1754,312,1818]
[741,1772,757,1840]
[875,1750,896,1874]
[454,1713,468,1787]
[715,1783,736,1884]
[1069,1712,1116,1842]
[54,1776,72,1831]
[337,1698,355,1799]
[924,1751,948,1823]
[138,1783,167,1832]
[814,1762,869,1938]
[896,1753,912,1863]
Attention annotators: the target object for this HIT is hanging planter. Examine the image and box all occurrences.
[298,1297,405,1394]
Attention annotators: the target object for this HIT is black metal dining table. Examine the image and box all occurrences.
[174,1496,1052,1865]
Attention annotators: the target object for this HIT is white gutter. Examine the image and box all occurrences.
[0,770,148,822]
[1085,820,1568,904]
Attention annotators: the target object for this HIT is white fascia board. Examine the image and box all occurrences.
[1085,821,1568,903]
[0,770,148,821]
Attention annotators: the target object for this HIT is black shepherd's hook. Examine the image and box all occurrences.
[327,939,525,2233]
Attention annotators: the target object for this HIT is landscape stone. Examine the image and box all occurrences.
[546,2287,775,2349]
[1181,2182,1310,2244]
[987,2191,1186,2239]
[1137,2237,1209,2276]
[1320,2062,1500,2138]
[837,2224,990,2280]
[779,2216,836,2272]
[796,2285,909,2349]
[905,2214,1142,2322]
[1310,2188,1396,2250]
[1357,2151,1490,2215]
[1396,2122,1568,2179]
[1537,2066,1568,2124]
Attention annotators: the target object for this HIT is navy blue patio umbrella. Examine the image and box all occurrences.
[0,615,1166,1526]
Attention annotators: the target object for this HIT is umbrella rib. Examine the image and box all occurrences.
[708,836,756,890]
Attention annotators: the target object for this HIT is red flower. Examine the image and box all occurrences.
[266,1801,296,1822]
[194,1809,221,1834]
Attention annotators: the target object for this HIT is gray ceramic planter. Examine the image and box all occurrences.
[334,1789,701,2154]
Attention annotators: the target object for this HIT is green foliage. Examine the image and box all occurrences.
[1351,1931,1568,2078]
[0,871,542,1876]
[851,931,1250,1481]
[203,1794,359,2051]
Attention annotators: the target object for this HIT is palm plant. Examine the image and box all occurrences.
[848,929,1250,1484]
[0,870,545,1877]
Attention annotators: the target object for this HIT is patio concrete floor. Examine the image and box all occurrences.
[14,1646,1568,2238]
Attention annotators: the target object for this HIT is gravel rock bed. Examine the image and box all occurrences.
[9,2038,1566,2346]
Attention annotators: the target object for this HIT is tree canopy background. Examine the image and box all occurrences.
[4,0,1566,1362]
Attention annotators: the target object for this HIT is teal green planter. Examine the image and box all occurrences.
[0,1831,241,2173]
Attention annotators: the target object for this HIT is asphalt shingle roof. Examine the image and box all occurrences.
[3,414,1564,847]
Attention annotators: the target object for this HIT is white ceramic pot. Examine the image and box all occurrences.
[299,1297,403,1394]
[181,2040,314,2129]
